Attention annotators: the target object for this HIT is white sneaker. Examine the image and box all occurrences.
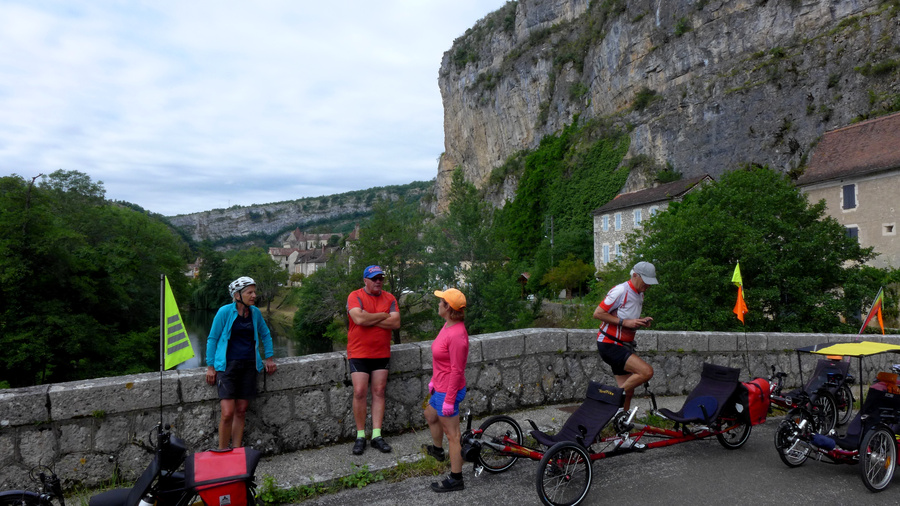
[618,436,645,450]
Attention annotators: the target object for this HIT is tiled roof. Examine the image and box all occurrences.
[592,175,712,214]
[269,247,298,256]
[797,111,900,186]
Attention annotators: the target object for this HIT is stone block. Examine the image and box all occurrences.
[60,422,92,455]
[179,368,218,403]
[734,332,768,351]
[767,333,825,352]
[658,332,708,352]
[708,332,738,351]
[0,431,15,466]
[295,390,327,422]
[19,427,56,468]
[478,331,525,361]
[258,393,292,427]
[0,384,49,427]
[524,328,567,355]
[0,463,31,491]
[94,415,130,453]
[389,343,421,373]
[467,339,483,364]
[49,372,179,419]
[567,329,597,352]
[265,353,347,391]
[635,330,658,351]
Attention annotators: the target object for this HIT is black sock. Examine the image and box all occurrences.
[450,472,463,481]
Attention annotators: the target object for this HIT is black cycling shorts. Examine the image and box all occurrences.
[597,341,634,376]
[348,358,391,375]
[217,359,258,400]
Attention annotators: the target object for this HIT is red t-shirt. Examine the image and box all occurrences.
[346,287,398,359]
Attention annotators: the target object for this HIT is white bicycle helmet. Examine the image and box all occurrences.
[228,276,256,297]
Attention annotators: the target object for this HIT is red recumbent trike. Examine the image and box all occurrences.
[459,362,770,506]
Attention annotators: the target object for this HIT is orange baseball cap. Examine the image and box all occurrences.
[434,288,466,310]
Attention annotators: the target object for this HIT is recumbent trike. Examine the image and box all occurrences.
[459,362,769,506]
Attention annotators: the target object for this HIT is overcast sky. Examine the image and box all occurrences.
[0,0,507,216]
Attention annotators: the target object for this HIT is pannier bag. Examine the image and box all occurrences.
[742,378,771,426]
[186,447,262,506]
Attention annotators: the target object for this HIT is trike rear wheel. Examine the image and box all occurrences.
[811,391,837,435]
[859,424,897,492]
[715,417,751,449]
[536,441,592,506]
[774,419,809,467]
[835,384,854,426]
[476,415,523,473]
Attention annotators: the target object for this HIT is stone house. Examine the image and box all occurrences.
[592,175,712,269]
[796,112,900,269]
[268,226,359,282]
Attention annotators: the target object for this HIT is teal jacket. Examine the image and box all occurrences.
[206,302,274,372]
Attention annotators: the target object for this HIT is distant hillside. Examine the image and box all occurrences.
[168,181,433,246]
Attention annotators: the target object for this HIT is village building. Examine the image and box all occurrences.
[591,175,712,269]
[797,111,900,269]
[268,226,359,282]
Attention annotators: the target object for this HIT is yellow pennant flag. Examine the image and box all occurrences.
[732,262,748,324]
[164,276,194,369]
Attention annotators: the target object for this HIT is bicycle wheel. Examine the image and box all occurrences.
[535,441,592,506]
[811,391,837,435]
[835,384,854,426]
[859,425,897,492]
[476,415,524,473]
[0,493,43,506]
[774,419,809,467]
[716,417,752,449]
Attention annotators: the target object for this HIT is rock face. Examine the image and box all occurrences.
[436,0,900,210]
[168,185,431,242]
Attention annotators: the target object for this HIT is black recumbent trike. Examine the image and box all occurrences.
[773,341,900,493]
[459,362,769,506]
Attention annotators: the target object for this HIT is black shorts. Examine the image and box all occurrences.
[597,342,634,376]
[217,359,258,400]
[348,358,390,375]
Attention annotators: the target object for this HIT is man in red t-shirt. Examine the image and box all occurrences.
[593,261,658,410]
[346,265,400,455]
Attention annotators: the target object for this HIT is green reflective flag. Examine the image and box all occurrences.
[163,276,194,369]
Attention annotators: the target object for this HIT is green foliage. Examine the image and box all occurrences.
[626,165,876,332]
[855,59,900,77]
[291,254,356,354]
[541,255,595,298]
[495,118,630,270]
[674,17,692,36]
[569,82,590,101]
[632,87,661,111]
[0,171,190,386]
[225,247,288,311]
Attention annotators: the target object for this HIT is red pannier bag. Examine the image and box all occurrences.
[186,447,262,506]
[742,377,771,426]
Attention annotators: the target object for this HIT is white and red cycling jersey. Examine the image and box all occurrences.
[596,280,644,345]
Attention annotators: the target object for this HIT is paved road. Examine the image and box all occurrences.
[305,420,892,505]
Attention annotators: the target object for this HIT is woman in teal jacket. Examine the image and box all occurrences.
[205,276,276,449]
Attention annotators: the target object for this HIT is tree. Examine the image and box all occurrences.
[626,165,875,332]
[541,255,595,299]
[353,197,433,343]
[1,171,191,386]
[226,247,288,311]
[291,251,358,354]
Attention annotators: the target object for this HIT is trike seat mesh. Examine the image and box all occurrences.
[530,381,624,448]
[804,358,850,393]
[835,385,900,450]
[658,363,741,424]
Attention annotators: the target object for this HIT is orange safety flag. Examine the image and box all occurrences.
[858,287,885,335]
[732,262,748,324]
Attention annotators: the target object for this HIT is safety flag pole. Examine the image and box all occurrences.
[858,286,886,337]
[732,262,748,324]
[159,274,196,428]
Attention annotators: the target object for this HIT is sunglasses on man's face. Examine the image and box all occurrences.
[371,276,384,281]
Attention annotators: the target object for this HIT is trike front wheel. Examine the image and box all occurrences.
[715,417,752,449]
[476,415,523,473]
[536,441,593,506]
[811,391,837,434]
[859,424,897,492]
[774,419,809,467]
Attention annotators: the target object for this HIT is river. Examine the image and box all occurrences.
[175,310,300,369]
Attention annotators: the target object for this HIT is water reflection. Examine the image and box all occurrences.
[177,310,297,370]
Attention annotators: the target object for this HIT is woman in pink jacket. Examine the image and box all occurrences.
[423,288,470,493]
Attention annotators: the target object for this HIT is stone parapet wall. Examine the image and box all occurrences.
[2,330,898,489]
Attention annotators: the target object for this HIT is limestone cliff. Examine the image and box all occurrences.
[435,0,900,211]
